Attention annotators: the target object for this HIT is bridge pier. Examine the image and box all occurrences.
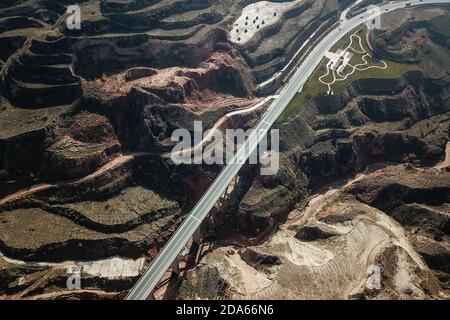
[185,241,200,268]
[193,228,203,246]
[170,258,180,275]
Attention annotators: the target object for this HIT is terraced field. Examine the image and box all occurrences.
[2,0,449,301]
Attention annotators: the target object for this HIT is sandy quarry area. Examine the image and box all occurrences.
[80,257,146,279]
[1,252,146,280]
[179,163,447,300]
[230,0,305,44]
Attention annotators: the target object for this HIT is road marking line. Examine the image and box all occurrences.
[189,215,201,222]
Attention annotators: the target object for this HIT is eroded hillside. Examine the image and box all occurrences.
[0,0,351,299]
[171,6,450,300]
[0,1,449,300]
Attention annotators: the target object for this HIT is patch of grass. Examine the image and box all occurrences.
[65,185,178,225]
[287,225,300,232]
[276,28,418,123]
[179,279,200,298]
[430,14,450,39]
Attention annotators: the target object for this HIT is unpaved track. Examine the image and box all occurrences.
[0,96,279,205]
[436,142,450,169]
[0,153,150,205]
[166,96,277,159]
